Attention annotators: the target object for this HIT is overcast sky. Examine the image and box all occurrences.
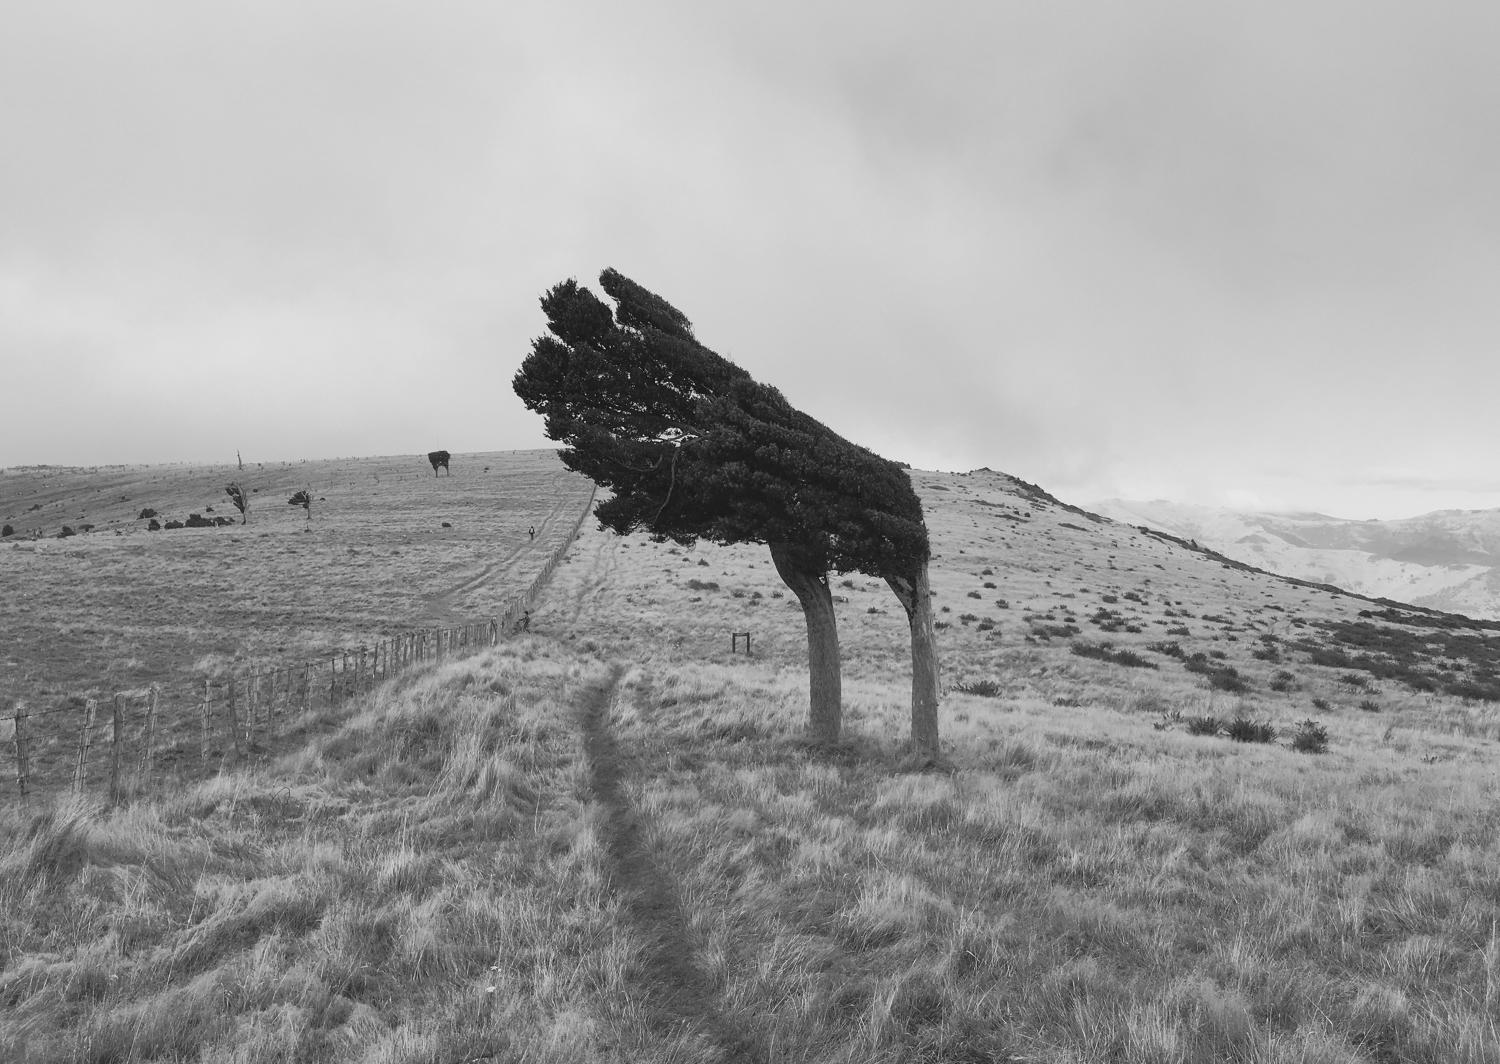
[4,1,1499,520]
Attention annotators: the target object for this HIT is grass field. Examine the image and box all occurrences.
[0,451,593,798]
[4,459,1500,1061]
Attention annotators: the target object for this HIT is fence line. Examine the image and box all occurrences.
[2,485,596,804]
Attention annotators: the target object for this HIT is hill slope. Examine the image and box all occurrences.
[5,459,1500,1062]
[1095,497,1500,620]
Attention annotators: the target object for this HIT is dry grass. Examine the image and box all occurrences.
[6,463,1500,1060]
[0,450,592,798]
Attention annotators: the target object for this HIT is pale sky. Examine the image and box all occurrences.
[4,1,1499,521]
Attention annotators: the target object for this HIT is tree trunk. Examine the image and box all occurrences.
[768,541,842,745]
[886,558,941,762]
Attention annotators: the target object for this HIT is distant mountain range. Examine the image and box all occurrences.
[1091,499,1500,621]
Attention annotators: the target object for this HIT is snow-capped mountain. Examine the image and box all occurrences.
[1091,499,1500,620]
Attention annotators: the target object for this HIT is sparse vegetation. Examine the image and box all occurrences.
[1071,641,1159,669]
[1225,717,1276,743]
[1269,669,1298,692]
[1291,718,1329,753]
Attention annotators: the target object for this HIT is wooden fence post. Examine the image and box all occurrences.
[74,698,98,793]
[140,686,158,790]
[13,701,29,802]
[200,682,212,764]
[302,665,311,714]
[244,675,256,752]
[108,694,124,804]
[330,657,338,706]
[228,678,242,761]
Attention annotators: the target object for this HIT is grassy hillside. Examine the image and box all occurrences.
[0,451,593,798]
[4,462,1500,1062]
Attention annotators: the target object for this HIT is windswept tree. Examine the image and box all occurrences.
[514,269,939,758]
[224,482,248,524]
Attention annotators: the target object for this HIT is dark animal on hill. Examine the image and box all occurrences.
[427,450,451,476]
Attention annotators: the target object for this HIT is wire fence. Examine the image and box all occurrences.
[1,485,596,805]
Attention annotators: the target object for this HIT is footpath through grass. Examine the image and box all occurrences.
[6,636,1500,1062]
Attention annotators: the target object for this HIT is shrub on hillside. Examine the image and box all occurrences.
[1071,641,1159,669]
[1358,698,1381,713]
[1184,653,1250,692]
[1291,719,1329,754]
[1269,670,1298,692]
[1,524,11,538]
[1186,715,1222,736]
[685,579,720,591]
[1147,640,1184,658]
[1226,718,1276,744]
[952,679,1003,698]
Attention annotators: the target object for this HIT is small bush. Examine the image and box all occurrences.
[1291,719,1329,754]
[994,599,1009,609]
[1339,672,1369,690]
[1167,625,1191,637]
[1185,716,1222,736]
[1358,698,1381,713]
[1226,718,1276,744]
[0,524,11,538]
[1311,697,1330,711]
[1148,641,1184,658]
[967,590,983,599]
[1071,641,1159,669]
[953,679,1003,698]
[685,579,720,592]
[1269,670,1298,692]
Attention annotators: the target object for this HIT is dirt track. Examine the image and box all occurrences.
[576,667,759,1062]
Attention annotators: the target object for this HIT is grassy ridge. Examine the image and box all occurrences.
[6,640,1499,1061]
[6,463,1500,1060]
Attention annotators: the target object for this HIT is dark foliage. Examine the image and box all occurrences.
[1291,719,1329,754]
[1071,641,1159,669]
[1226,718,1276,744]
[1184,653,1250,692]
[513,269,928,580]
[224,483,248,523]
[1294,619,1500,701]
